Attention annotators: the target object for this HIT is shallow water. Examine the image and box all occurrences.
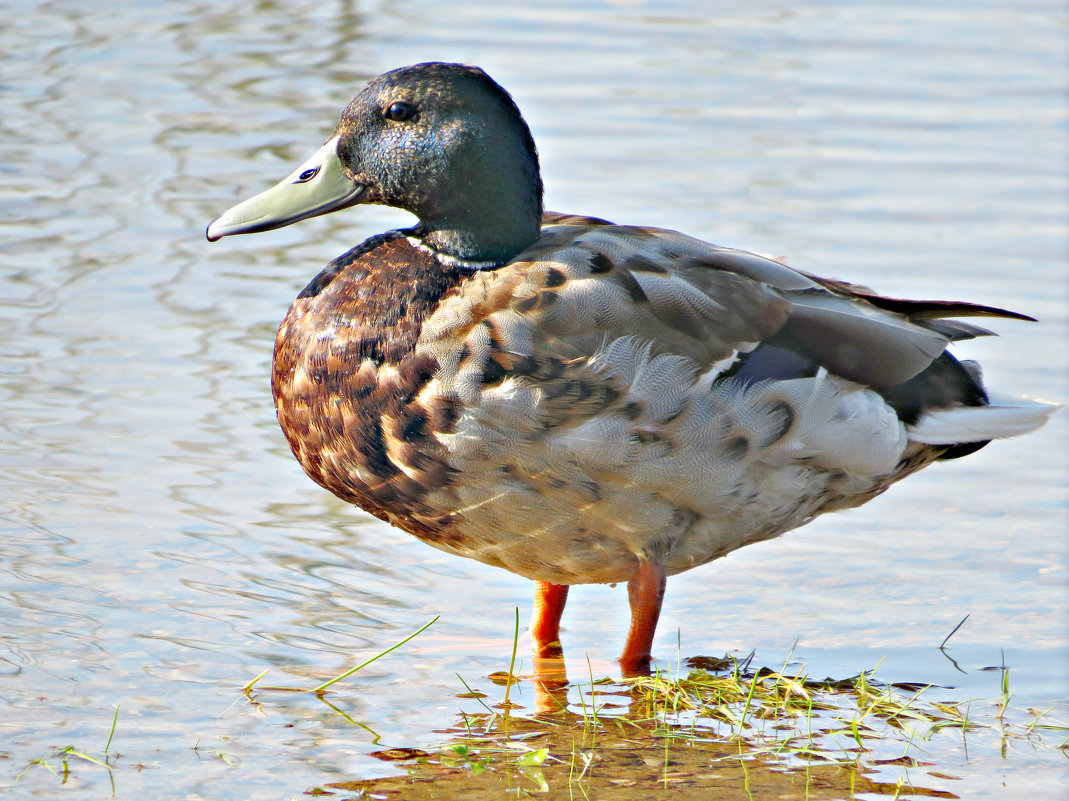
[1,0,1066,798]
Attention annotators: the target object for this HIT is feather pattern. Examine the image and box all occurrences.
[208,62,1058,669]
[268,216,1056,586]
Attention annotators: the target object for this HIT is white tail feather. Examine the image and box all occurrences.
[907,394,1060,444]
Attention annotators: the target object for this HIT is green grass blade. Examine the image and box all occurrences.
[503,607,520,709]
[312,615,439,693]
[104,705,119,753]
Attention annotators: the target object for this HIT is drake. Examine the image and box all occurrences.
[207,62,1056,673]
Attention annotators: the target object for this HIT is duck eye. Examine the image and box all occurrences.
[296,167,320,182]
[385,101,416,122]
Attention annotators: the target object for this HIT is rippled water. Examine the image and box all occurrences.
[1,1,1066,798]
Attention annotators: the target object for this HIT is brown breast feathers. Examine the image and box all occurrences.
[271,233,468,537]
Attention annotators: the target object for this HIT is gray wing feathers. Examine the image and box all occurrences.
[777,292,950,387]
[431,222,1020,397]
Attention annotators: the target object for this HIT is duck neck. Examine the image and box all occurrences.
[413,218,536,271]
[411,135,543,269]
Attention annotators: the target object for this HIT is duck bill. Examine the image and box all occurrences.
[206,136,366,241]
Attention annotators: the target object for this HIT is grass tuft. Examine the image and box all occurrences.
[320,652,1068,799]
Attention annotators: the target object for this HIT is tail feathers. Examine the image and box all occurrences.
[907,394,1060,445]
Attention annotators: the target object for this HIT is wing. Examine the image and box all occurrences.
[421,218,1031,391]
[419,222,791,384]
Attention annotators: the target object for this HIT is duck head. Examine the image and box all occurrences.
[207,62,544,267]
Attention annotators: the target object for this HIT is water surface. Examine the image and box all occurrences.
[1,1,1066,798]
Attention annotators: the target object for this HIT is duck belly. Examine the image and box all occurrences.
[418,362,912,586]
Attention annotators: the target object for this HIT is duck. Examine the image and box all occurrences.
[207,62,1057,674]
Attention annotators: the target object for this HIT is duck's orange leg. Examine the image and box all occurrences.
[620,560,667,675]
[531,581,569,657]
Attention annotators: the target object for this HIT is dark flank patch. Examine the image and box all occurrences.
[272,233,471,540]
[876,352,988,425]
[537,374,620,428]
[774,402,796,440]
[760,400,796,447]
[480,354,508,385]
[536,289,559,309]
[588,252,614,274]
[722,436,749,460]
[544,267,568,287]
[512,294,539,313]
[634,430,672,450]
[479,324,538,386]
[612,268,649,303]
